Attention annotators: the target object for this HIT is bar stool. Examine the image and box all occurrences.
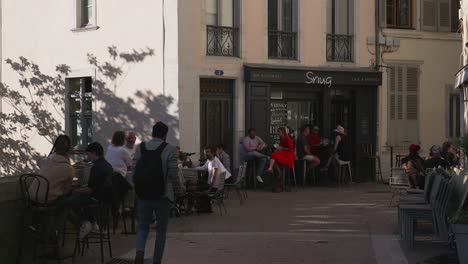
[336,158,353,185]
[246,160,257,190]
[281,165,297,192]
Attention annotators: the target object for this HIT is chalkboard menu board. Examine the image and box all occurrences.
[270,102,288,143]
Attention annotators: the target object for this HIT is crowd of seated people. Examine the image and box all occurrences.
[401,142,459,189]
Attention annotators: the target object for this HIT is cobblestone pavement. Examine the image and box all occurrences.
[66,184,457,264]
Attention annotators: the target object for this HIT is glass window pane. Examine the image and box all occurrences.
[387,0,394,25]
[69,79,81,96]
[70,117,82,149]
[221,0,234,27]
[206,0,218,25]
[81,0,90,26]
[334,0,349,34]
[282,0,293,32]
[396,0,410,27]
[268,0,278,30]
[70,98,81,113]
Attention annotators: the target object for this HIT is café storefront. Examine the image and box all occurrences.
[244,64,382,181]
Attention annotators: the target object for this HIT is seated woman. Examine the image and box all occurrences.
[29,135,74,204]
[266,127,296,192]
[401,144,425,189]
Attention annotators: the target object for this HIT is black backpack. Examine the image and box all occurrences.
[133,142,167,200]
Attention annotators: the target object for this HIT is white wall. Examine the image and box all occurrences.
[1,0,179,159]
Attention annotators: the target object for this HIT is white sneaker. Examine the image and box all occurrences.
[79,221,92,239]
[256,176,264,183]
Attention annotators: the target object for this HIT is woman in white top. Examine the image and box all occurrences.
[105,131,133,176]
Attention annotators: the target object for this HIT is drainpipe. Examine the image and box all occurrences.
[375,0,380,70]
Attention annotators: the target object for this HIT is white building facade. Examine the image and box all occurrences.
[0,0,179,175]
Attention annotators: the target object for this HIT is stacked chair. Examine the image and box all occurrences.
[398,169,468,247]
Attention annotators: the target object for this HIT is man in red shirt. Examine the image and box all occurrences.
[307,126,321,156]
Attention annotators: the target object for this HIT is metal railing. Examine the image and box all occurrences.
[206,25,240,57]
[268,31,297,60]
[326,34,354,62]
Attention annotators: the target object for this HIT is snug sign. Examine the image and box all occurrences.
[305,71,333,87]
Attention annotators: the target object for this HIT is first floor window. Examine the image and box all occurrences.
[387,64,420,146]
[68,77,93,150]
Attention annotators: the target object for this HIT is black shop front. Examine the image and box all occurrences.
[244,64,382,182]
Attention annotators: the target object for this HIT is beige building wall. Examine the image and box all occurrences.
[1,0,179,158]
[379,26,462,175]
[178,0,377,164]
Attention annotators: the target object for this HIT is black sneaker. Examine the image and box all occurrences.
[135,250,144,264]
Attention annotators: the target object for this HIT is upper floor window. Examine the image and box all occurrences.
[76,0,97,29]
[384,0,459,32]
[206,0,240,57]
[67,77,93,150]
[268,0,298,60]
[327,0,355,62]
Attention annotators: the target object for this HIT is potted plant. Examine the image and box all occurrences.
[451,209,468,263]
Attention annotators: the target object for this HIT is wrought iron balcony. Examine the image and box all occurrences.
[326,34,354,62]
[268,31,297,60]
[206,25,240,57]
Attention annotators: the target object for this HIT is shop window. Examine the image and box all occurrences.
[206,0,240,57]
[387,65,420,146]
[268,0,298,59]
[67,77,93,150]
[327,0,354,62]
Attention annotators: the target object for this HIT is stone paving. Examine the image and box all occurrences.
[64,184,458,264]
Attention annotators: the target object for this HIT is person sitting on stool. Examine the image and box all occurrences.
[297,125,321,170]
[241,128,269,184]
[266,127,296,192]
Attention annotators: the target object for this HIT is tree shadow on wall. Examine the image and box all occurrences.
[0,46,179,176]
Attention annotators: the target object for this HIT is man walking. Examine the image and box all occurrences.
[133,122,184,264]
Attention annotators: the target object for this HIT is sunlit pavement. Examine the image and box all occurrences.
[67,184,456,264]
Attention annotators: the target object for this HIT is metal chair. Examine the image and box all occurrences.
[225,162,248,205]
[208,174,228,216]
[335,157,353,185]
[389,168,409,206]
[361,143,383,183]
[77,202,113,263]
[18,173,74,264]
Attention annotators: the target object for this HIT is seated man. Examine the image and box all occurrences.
[425,145,450,170]
[297,125,320,169]
[241,128,268,183]
[195,147,231,213]
[69,142,114,238]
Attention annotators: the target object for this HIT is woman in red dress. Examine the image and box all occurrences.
[267,127,296,173]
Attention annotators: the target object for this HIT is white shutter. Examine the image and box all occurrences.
[422,0,437,31]
[389,67,396,120]
[438,0,451,32]
[406,66,419,121]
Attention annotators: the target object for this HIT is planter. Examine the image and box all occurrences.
[452,224,468,263]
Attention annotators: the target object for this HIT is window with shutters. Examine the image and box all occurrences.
[388,65,420,146]
[268,0,298,59]
[421,0,458,32]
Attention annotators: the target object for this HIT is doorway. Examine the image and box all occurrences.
[200,79,234,170]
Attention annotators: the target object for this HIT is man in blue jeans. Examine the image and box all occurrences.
[133,122,184,264]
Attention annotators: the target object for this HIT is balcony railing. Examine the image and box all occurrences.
[326,34,354,62]
[206,25,240,57]
[268,31,297,60]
